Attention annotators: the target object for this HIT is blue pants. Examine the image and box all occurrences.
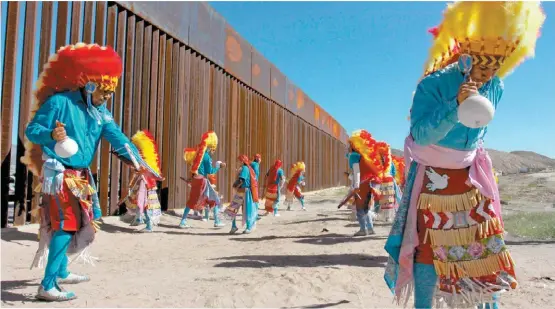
[356,208,373,230]
[41,230,73,290]
[183,206,221,225]
[414,263,499,309]
[231,217,253,231]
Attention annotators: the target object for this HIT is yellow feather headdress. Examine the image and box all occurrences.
[290,161,306,176]
[131,130,162,176]
[183,131,218,175]
[424,1,545,78]
[348,130,382,178]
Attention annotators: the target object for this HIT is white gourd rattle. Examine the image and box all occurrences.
[457,54,495,129]
[54,121,79,158]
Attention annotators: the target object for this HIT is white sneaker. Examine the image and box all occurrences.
[179,220,192,229]
[36,285,77,301]
[354,229,369,237]
[274,213,281,217]
[58,273,90,284]
[214,222,226,228]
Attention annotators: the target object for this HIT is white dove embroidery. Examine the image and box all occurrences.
[425,167,449,192]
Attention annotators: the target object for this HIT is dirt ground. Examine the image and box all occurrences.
[2,187,555,308]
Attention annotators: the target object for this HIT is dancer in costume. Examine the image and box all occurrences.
[224,155,260,234]
[22,43,161,301]
[372,142,403,223]
[347,130,385,236]
[344,152,357,222]
[200,173,221,222]
[251,154,262,220]
[391,155,406,189]
[384,2,544,308]
[115,130,163,232]
[180,131,226,229]
[263,159,285,217]
[284,162,307,211]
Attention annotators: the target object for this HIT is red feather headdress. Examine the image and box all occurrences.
[21,43,123,176]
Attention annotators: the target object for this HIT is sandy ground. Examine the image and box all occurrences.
[2,187,555,308]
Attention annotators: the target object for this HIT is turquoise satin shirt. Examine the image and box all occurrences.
[410,63,504,150]
[198,152,220,177]
[25,90,145,170]
[250,161,260,181]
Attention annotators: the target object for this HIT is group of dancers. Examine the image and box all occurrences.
[20,1,545,308]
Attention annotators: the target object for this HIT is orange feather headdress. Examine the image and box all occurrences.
[392,155,406,188]
[348,130,388,178]
[183,131,218,175]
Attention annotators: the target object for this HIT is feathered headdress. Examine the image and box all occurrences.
[183,131,218,175]
[424,1,545,78]
[290,161,306,177]
[392,155,406,187]
[21,43,123,176]
[348,130,384,178]
[376,141,393,181]
[131,130,162,176]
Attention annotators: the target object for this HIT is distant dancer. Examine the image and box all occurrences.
[250,154,262,219]
[180,131,226,229]
[347,130,386,236]
[263,159,285,216]
[117,130,164,232]
[225,155,260,234]
[284,162,306,211]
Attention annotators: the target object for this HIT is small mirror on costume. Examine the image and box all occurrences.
[458,54,473,75]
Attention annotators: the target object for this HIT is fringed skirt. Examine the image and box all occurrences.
[31,168,99,269]
[264,184,280,212]
[186,175,221,211]
[285,185,303,203]
[124,185,162,226]
[415,167,517,307]
[375,180,398,222]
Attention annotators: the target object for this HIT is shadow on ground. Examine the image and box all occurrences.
[212,253,387,268]
[1,279,41,304]
[1,229,38,244]
[505,239,555,246]
[227,233,385,245]
[282,299,351,308]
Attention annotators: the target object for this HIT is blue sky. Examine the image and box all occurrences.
[210,1,555,157]
[3,2,554,158]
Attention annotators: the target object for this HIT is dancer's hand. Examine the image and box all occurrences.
[457,80,483,105]
[51,121,67,141]
[220,162,227,168]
